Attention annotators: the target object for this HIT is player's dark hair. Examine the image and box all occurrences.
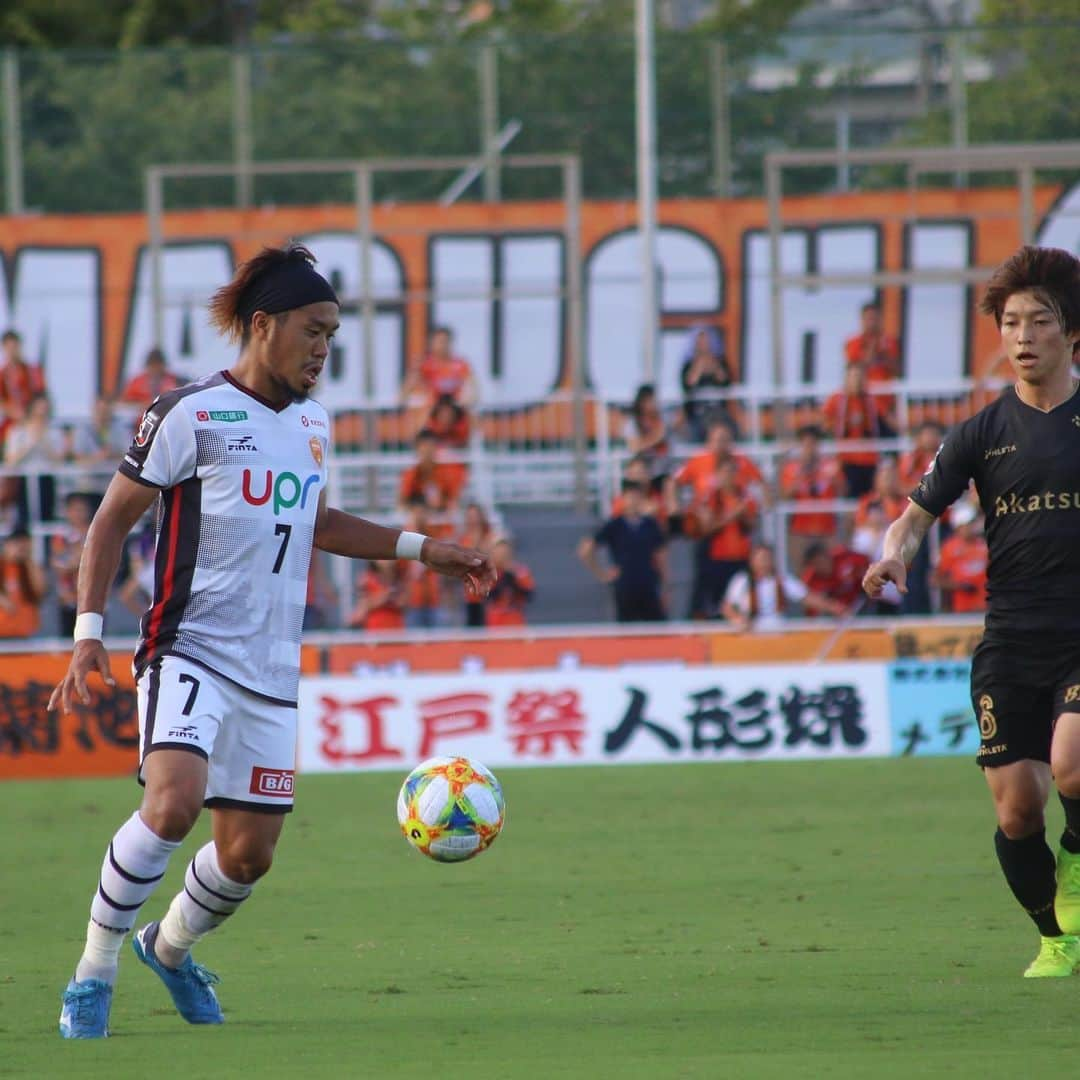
[980,245,1080,333]
[208,243,319,344]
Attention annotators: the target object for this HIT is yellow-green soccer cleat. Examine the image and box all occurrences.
[1055,849,1080,934]
[1023,935,1080,978]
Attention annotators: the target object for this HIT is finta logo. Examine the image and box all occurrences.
[242,468,320,515]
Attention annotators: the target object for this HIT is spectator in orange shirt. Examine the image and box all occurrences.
[119,347,183,409]
[822,363,894,497]
[0,329,46,441]
[844,301,899,383]
[403,326,477,408]
[398,428,464,514]
[427,393,470,449]
[778,425,846,568]
[348,561,406,631]
[0,528,47,638]
[800,541,870,612]
[933,499,988,614]
[485,538,535,627]
[855,457,907,532]
[898,420,945,492]
[51,491,95,637]
[459,503,498,627]
[398,499,445,629]
[702,457,757,619]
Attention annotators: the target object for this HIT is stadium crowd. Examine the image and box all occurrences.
[0,305,988,637]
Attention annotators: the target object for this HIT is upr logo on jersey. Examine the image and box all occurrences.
[249,767,294,797]
[242,468,320,515]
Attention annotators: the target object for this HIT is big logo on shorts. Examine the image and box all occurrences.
[249,766,295,797]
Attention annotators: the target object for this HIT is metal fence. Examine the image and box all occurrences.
[5,16,1080,215]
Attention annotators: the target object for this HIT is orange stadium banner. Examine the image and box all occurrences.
[2,183,1078,427]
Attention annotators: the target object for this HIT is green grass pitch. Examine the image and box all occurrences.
[2,758,1077,1079]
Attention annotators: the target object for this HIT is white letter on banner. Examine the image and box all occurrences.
[901,222,971,383]
[586,227,723,403]
[0,248,99,419]
[1036,179,1080,252]
[122,242,235,388]
[297,232,405,410]
[742,225,878,388]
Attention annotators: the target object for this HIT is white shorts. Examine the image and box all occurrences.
[137,655,297,813]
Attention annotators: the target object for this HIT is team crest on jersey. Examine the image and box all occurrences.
[134,410,158,448]
[309,436,323,467]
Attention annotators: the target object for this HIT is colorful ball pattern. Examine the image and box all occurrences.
[396,756,506,863]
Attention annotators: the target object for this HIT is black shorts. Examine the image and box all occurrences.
[970,634,1080,768]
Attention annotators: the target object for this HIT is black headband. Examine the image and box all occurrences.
[237,258,339,320]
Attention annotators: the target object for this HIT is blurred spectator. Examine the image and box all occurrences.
[933,499,988,614]
[822,363,894,497]
[0,476,25,539]
[701,457,757,619]
[578,479,667,623]
[51,491,95,637]
[845,301,899,383]
[898,420,945,492]
[800,541,870,612]
[626,384,670,476]
[778,425,846,569]
[119,347,182,409]
[459,503,498,628]
[722,542,844,632]
[0,329,46,442]
[75,397,131,465]
[427,393,470,449]
[679,325,734,441]
[484,538,535,628]
[348,561,406,631]
[304,551,336,630]
[119,521,156,620]
[5,393,61,521]
[854,458,906,533]
[673,418,763,509]
[403,326,477,408]
[612,455,668,530]
[398,428,464,514]
[399,499,445,629]
[0,528,47,638]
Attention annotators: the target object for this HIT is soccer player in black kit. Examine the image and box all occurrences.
[864,245,1080,977]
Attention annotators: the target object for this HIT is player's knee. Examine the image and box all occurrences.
[139,795,200,842]
[996,804,1045,839]
[216,838,274,885]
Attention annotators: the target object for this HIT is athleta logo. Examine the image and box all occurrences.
[242,468,320,515]
[250,767,294,797]
[984,444,1017,460]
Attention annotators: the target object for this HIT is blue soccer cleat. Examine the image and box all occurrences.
[59,977,113,1038]
[132,922,224,1025]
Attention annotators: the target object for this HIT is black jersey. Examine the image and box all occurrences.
[911,385,1080,634]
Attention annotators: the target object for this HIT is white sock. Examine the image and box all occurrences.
[77,811,181,984]
[157,843,252,967]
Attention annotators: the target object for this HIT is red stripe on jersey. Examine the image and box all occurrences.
[145,486,182,657]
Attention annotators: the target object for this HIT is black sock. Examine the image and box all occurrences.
[1060,795,1080,854]
[994,828,1062,937]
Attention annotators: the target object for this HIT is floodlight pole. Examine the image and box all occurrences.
[635,0,659,386]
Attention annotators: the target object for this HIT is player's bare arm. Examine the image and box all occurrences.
[862,500,935,598]
[313,490,496,596]
[48,472,160,715]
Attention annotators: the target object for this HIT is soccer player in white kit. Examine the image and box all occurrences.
[54,244,496,1038]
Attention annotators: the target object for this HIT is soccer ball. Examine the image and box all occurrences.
[396,756,506,863]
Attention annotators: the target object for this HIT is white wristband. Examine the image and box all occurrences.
[395,531,426,561]
[73,612,104,642]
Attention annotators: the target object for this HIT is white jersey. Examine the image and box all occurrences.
[120,371,330,705]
